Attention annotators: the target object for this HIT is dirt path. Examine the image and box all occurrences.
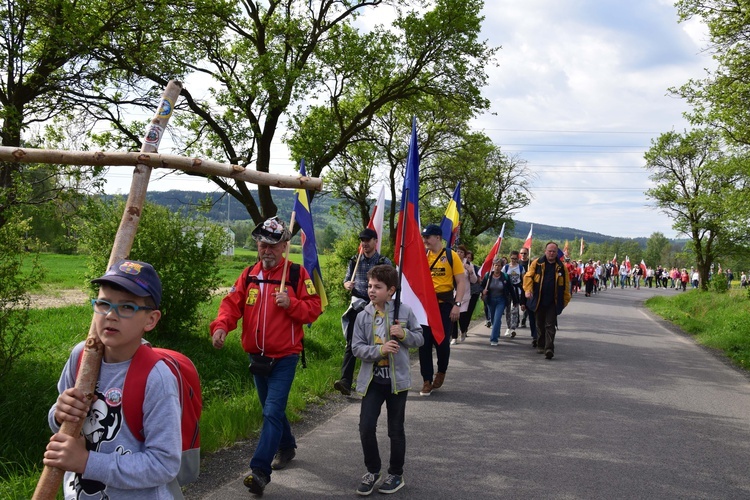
[29,288,232,309]
[29,289,90,309]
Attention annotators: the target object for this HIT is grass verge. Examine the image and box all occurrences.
[645,288,750,370]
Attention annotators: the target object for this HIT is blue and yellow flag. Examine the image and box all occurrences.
[293,160,328,311]
[440,182,461,248]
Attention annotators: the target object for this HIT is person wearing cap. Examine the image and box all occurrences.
[210,216,322,496]
[44,260,184,499]
[335,227,392,396]
[419,224,468,396]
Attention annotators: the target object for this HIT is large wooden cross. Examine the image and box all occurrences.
[14,80,322,499]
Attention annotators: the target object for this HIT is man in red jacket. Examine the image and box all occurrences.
[210,216,322,496]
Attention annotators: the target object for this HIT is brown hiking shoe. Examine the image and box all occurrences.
[419,380,432,396]
[432,372,445,389]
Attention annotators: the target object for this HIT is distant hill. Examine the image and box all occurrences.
[137,189,667,246]
[507,221,647,247]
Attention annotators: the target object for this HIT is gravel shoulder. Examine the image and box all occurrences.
[29,289,90,309]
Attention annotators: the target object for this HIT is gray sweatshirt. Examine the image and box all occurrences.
[49,341,182,499]
[352,300,424,394]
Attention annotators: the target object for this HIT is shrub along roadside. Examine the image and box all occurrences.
[645,289,750,370]
[0,297,348,498]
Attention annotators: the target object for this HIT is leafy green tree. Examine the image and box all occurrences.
[318,224,339,252]
[644,128,750,290]
[156,0,496,224]
[320,101,527,247]
[79,198,229,337]
[0,0,209,227]
[674,0,750,145]
[644,232,671,269]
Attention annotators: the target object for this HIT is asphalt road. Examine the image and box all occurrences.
[192,286,750,499]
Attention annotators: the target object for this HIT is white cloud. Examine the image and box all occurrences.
[472,0,713,238]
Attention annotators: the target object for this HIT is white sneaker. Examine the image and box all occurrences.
[490,341,499,346]
[450,338,457,345]
[503,329,512,337]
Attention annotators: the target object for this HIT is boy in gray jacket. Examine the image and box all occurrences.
[352,265,424,496]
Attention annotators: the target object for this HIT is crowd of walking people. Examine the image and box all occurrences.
[206,217,747,497]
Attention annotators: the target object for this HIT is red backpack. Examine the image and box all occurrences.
[77,343,202,485]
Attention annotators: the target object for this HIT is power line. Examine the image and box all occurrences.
[503,150,645,154]
[483,127,662,135]
[500,143,648,148]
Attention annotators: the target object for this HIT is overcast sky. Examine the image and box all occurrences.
[101,0,712,239]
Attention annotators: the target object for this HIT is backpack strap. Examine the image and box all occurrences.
[428,248,446,270]
[245,262,301,290]
[122,344,163,442]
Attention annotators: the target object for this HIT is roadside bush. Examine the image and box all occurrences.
[0,213,42,378]
[324,231,360,307]
[78,198,229,337]
[710,273,729,294]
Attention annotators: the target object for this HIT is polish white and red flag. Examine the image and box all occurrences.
[367,185,386,253]
[523,224,533,250]
[479,223,505,278]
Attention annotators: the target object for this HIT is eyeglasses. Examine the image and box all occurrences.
[92,299,155,318]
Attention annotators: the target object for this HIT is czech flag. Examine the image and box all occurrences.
[393,118,444,343]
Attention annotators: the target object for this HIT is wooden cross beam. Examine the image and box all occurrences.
[0,148,323,191]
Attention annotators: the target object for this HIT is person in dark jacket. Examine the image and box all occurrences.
[522,242,571,360]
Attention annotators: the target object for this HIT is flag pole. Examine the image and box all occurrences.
[351,248,363,279]
[280,209,297,292]
[393,187,409,324]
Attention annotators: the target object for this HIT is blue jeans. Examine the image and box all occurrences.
[249,354,299,477]
[486,295,507,342]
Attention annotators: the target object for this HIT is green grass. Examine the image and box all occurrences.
[1,252,349,498]
[22,253,90,291]
[645,288,750,370]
